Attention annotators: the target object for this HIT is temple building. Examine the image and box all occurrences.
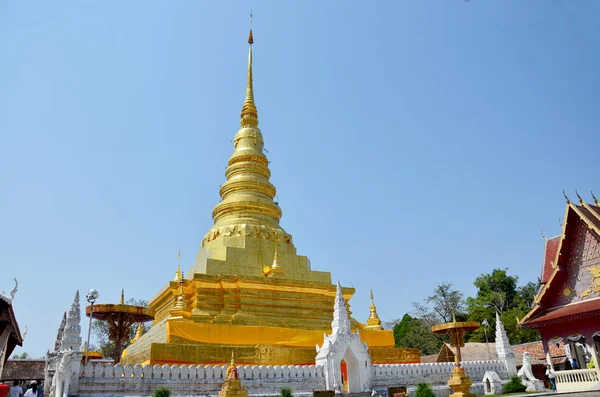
[519,192,600,393]
[121,30,419,366]
[0,280,22,380]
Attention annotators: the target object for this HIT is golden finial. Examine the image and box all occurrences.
[541,230,548,242]
[366,288,382,330]
[174,276,186,310]
[592,191,599,206]
[272,243,280,269]
[174,249,182,281]
[575,190,584,204]
[230,350,235,366]
[240,16,258,128]
[563,190,570,204]
[120,288,125,305]
[452,312,457,323]
[130,324,144,344]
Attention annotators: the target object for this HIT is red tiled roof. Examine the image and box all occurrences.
[0,360,45,381]
[541,237,561,284]
[521,298,600,328]
[513,341,565,359]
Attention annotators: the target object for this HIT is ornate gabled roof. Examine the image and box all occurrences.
[541,236,561,284]
[520,193,600,329]
[0,299,23,365]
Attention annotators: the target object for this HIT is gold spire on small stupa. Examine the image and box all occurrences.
[173,275,187,311]
[271,243,280,270]
[219,349,247,397]
[120,288,125,305]
[366,289,383,330]
[130,324,144,345]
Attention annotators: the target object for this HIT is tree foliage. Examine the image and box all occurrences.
[466,269,539,344]
[413,283,465,326]
[392,314,441,355]
[91,298,151,360]
[414,383,435,397]
[390,269,540,353]
[11,352,30,359]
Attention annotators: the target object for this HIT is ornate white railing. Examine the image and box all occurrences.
[372,360,507,385]
[555,368,600,393]
[80,362,324,380]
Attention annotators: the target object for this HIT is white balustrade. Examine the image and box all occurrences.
[555,368,600,393]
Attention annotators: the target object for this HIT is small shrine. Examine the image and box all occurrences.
[218,353,248,397]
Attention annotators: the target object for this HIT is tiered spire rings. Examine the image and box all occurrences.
[211,27,283,230]
[366,289,383,330]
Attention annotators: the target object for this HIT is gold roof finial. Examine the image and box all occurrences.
[575,189,584,204]
[120,288,125,305]
[240,13,258,128]
[452,312,457,323]
[366,289,382,330]
[231,350,235,366]
[592,191,599,206]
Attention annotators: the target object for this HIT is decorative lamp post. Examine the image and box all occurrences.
[482,318,491,360]
[85,288,99,365]
[432,315,480,397]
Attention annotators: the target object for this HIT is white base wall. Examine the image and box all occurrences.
[76,360,510,397]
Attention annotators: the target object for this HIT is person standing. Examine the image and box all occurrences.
[9,382,22,397]
[0,382,9,397]
[572,358,579,369]
[546,365,556,391]
[23,382,37,397]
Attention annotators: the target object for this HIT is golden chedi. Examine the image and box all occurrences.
[218,353,248,397]
[121,29,419,366]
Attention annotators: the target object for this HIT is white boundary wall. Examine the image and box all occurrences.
[77,360,508,397]
[78,363,325,397]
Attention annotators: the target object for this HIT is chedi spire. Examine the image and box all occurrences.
[366,289,382,330]
[211,27,282,230]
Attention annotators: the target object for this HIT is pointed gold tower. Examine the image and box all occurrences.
[121,26,418,367]
[366,289,383,330]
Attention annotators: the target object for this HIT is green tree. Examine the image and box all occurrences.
[392,314,441,355]
[11,352,30,359]
[91,298,151,360]
[466,269,540,344]
[413,282,466,326]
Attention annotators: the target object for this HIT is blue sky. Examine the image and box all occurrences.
[1,1,598,358]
